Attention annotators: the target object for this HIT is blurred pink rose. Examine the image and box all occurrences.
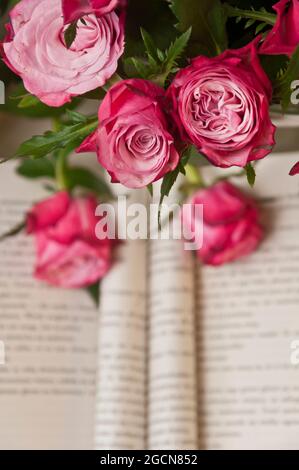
[78,79,180,189]
[167,39,276,168]
[1,0,125,107]
[27,192,112,288]
[290,161,299,175]
[260,0,299,57]
[62,0,125,24]
[182,182,263,266]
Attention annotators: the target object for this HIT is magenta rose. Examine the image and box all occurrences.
[78,79,180,189]
[62,0,125,24]
[182,182,263,266]
[290,161,299,175]
[167,39,276,168]
[1,0,125,107]
[260,0,299,57]
[27,192,112,288]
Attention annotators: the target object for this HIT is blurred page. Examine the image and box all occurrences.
[94,192,148,450]
[147,181,198,450]
[198,154,299,450]
[0,163,97,450]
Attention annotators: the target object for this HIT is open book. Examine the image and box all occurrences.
[0,153,299,450]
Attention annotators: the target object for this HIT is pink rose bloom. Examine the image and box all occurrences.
[27,192,112,288]
[1,0,125,107]
[182,182,263,266]
[78,79,180,189]
[167,39,276,168]
[290,161,299,175]
[62,0,125,24]
[260,0,299,57]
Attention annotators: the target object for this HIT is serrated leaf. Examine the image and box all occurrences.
[64,21,77,49]
[164,27,192,74]
[12,118,98,161]
[140,28,159,62]
[245,163,256,187]
[17,158,55,179]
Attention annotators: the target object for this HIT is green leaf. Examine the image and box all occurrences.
[275,45,299,112]
[16,158,55,179]
[164,27,192,74]
[0,221,25,242]
[3,83,81,118]
[65,109,88,124]
[64,21,78,49]
[67,167,113,198]
[11,118,98,161]
[18,94,41,109]
[224,4,276,26]
[86,281,101,308]
[140,28,159,62]
[147,184,153,197]
[245,163,256,187]
[168,0,228,56]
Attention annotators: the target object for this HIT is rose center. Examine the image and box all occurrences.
[190,81,243,133]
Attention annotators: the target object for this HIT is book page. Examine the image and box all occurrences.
[147,182,198,450]
[0,163,97,450]
[94,192,148,450]
[197,154,299,450]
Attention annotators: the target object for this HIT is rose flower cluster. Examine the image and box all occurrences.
[0,0,299,288]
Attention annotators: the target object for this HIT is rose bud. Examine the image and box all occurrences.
[181,182,263,266]
[27,192,113,288]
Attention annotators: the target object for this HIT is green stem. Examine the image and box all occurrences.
[55,148,69,191]
[185,163,206,188]
[225,5,276,26]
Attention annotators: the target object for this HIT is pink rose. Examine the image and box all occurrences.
[290,161,299,175]
[167,39,276,168]
[27,192,112,288]
[182,182,263,266]
[78,79,180,189]
[1,0,125,107]
[62,0,125,24]
[260,0,299,57]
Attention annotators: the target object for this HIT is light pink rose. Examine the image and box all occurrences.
[62,0,125,24]
[290,161,299,175]
[78,79,180,189]
[181,182,263,266]
[167,39,276,168]
[260,0,299,57]
[27,192,113,288]
[1,0,125,107]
